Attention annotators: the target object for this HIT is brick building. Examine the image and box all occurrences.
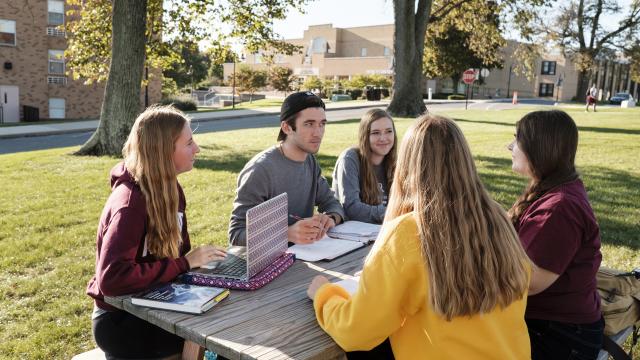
[225,23,639,102]
[0,0,161,123]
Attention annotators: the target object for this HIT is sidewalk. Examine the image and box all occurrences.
[0,100,392,139]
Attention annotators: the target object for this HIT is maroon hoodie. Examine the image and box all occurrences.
[87,162,192,311]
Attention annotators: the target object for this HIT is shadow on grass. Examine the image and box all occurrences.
[474,155,640,250]
[194,147,340,180]
[194,143,257,173]
[454,118,640,135]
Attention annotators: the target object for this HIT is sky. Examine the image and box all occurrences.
[271,0,634,42]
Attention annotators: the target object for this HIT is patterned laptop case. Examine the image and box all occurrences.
[181,252,295,291]
[182,193,291,290]
[245,192,289,279]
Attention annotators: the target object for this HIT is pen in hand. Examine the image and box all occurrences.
[290,214,322,230]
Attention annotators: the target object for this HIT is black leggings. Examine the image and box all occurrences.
[526,317,604,360]
[346,338,394,360]
[93,310,183,359]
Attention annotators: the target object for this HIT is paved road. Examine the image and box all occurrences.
[0,99,556,154]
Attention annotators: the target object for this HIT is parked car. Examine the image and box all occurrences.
[609,92,632,105]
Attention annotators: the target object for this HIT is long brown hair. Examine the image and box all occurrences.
[122,105,188,259]
[386,114,529,320]
[356,108,397,205]
[508,110,579,226]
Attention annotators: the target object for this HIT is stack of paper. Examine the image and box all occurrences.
[288,235,365,262]
[327,221,381,243]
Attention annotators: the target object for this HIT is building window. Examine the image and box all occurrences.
[47,76,67,85]
[383,47,391,56]
[49,98,66,119]
[361,48,367,57]
[0,19,16,46]
[311,37,328,53]
[541,61,556,75]
[46,27,65,37]
[49,50,65,74]
[48,0,65,26]
[539,83,554,97]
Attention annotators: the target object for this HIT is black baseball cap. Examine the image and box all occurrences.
[278,91,326,140]
[280,91,325,122]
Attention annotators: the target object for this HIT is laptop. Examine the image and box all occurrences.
[192,192,289,281]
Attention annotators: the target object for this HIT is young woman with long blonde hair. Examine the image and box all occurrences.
[508,110,603,359]
[308,114,531,359]
[332,109,397,223]
[87,105,226,359]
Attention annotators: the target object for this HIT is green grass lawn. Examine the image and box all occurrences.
[0,107,638,358]
[196,98,370,112]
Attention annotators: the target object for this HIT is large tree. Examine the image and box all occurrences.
[67,0,305,156]
[235,65,268,102]
[423,3,505,94]
[164,40,211,89]
[269,66,296,95]
[389,0,545,117]
[628,44,640,83]
[539,0,640,100]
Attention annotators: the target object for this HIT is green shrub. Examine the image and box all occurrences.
[159,97,198,111]
[447,94,466,100]
[347,89,363,100]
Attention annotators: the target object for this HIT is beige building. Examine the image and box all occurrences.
[224,24,394,85]
[225,23,639,102]
[0,0,161,123]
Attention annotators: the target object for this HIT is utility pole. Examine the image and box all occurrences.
[506,64,513,98]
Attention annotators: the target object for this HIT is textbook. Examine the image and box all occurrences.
[288,235,365,262]
[131,283,229,314]
[327,221,381,243]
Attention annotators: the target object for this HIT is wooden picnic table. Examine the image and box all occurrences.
[105,246,370,360]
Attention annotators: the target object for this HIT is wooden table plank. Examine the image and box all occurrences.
[105,246,370,360]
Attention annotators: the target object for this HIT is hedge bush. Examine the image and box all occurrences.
[347,89,363,100]
[447,94,466,100]
[159,97,198,111]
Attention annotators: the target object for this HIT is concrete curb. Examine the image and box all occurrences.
[0,102,392,140]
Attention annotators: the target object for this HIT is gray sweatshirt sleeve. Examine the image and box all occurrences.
[332,150,385,224]
[313,158,345,221]
[228,163,271,246]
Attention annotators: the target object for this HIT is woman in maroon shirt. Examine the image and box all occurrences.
[508,110,603,360]
[87,106,226,359]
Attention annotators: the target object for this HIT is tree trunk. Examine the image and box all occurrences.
[76,0,148,156]
[576,70,589,102]
[451,74,462,95]
[387,0,432,117]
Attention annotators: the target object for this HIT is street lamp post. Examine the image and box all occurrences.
[231,53,245,109]
[506,63,513,98]
[232,58,236,109]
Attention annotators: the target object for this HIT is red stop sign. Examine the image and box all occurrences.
[462,69,476,84]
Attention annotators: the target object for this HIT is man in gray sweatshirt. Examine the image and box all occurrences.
[229,92,345,246]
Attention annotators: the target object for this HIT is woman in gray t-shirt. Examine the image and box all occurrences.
[332,109,397,224]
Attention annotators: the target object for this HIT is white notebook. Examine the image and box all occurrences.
[288,235,365,261]
[335,277,360,296]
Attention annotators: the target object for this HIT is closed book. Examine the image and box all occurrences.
[327,221,381,243]
[132,283,229,314]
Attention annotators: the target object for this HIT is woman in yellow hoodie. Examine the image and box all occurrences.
[307,114,532,359]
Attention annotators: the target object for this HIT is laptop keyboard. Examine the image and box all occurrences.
[208,253,246,277]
